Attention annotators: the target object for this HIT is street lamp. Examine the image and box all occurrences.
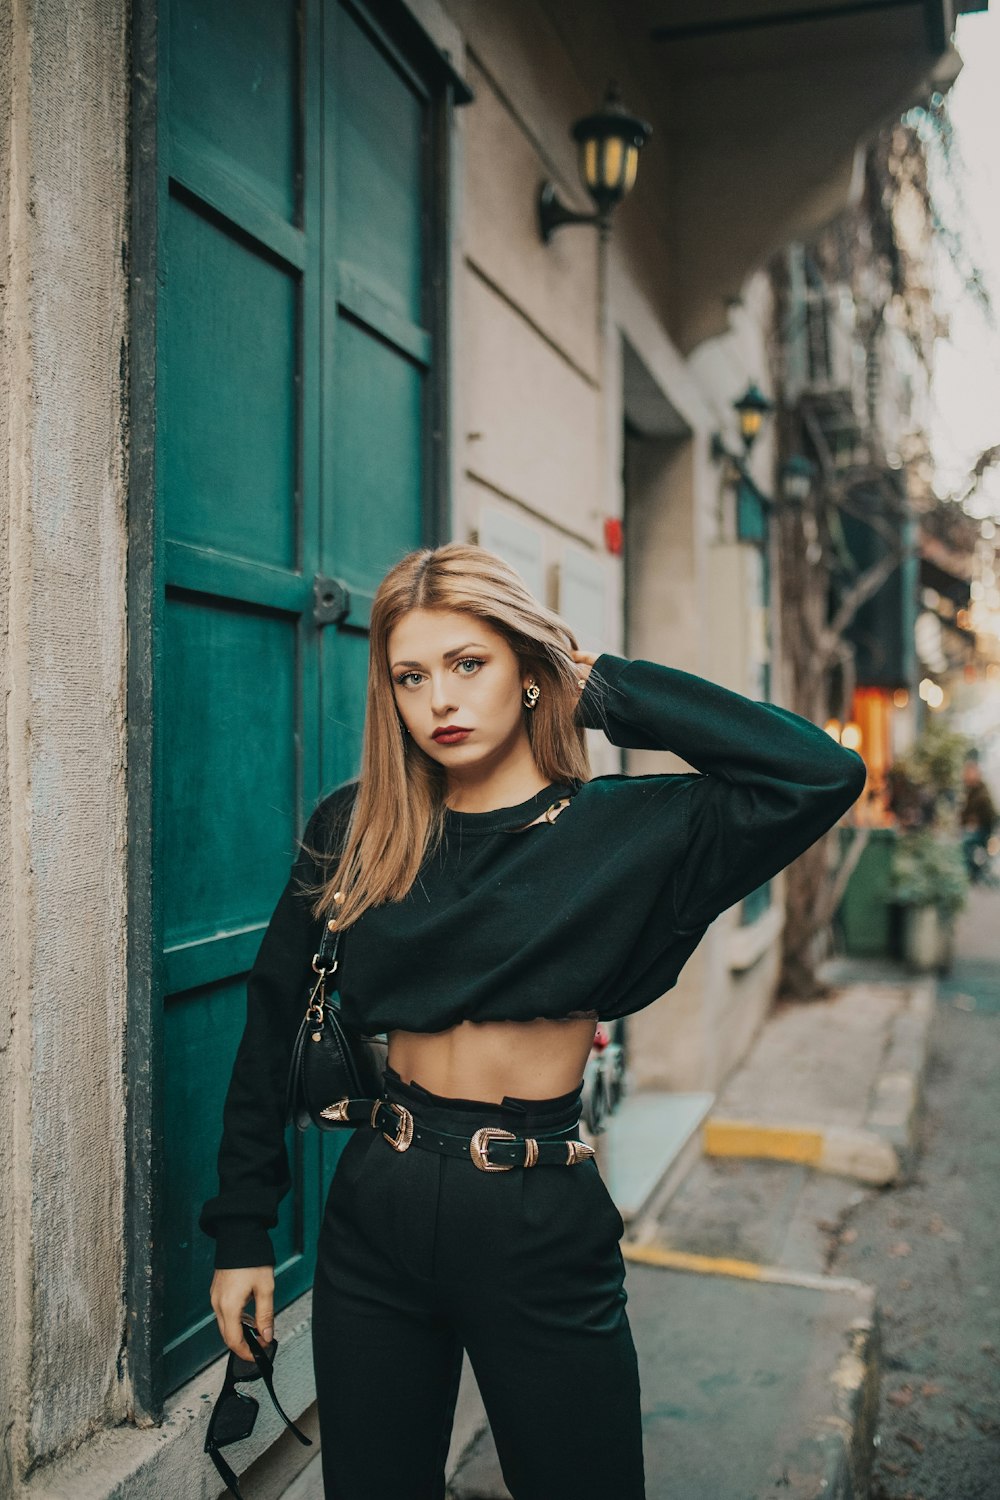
[538,82,652,244]
[733,383,775,452]
[780,454,817,505]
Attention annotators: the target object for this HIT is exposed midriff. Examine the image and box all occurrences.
[387,1013,600,1103]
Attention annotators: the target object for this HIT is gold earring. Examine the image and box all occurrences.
[523,680,540,709]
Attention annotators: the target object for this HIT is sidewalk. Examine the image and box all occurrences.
[449,963,937,1499]
[448,1267,879,1500]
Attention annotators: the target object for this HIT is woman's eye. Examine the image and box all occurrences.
[394,658,484,688]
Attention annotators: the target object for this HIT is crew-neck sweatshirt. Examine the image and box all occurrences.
[199,651,866,1268]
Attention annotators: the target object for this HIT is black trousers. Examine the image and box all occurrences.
[311,1064,646,1500]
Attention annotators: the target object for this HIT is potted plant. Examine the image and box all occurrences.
[888,827,969,971]
[886,720,972,972]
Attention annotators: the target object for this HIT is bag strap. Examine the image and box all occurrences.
[316,914,341,970]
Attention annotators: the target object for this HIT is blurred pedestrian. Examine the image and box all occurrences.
[959,750,998,883]
[886,762,935,829]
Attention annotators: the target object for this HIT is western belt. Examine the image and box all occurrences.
[317,1095,596,1171]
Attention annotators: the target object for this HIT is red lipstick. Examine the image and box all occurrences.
[432,725,472,743]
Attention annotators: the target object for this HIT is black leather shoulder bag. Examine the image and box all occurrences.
[284,914,387,1131]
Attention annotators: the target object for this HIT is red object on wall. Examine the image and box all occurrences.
[604,516,624,556]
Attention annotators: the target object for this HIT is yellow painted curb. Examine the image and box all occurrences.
[704,1118,825,1165]
[621,1241,872,1296]
[622,1243,763,1281]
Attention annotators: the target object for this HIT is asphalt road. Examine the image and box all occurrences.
[829,886,1000,1499]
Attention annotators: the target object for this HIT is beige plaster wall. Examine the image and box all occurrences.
[1,0,130,1482]
[446,9,790,1098]
[456,46,604,553]
[621,437,707,1090]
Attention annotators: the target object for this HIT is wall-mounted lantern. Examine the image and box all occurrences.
[733,382,774,452]
[710,380,775,472]
[709,380,777,547]
[538,82,652,244]
[780,454,818,505]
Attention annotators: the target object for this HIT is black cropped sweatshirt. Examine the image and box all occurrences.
[199,651,867,1268]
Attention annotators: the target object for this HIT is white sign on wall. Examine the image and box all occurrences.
[477,507,546,603]
[556,541,609,651]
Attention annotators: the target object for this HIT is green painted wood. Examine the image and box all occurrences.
[835,825,899,957]
[333,2,425,323]
[165,539,315,613]
[162,192,299,569]
[155,0,443,1395]
[336,260,432,365]
[169,122,308,271]
[163,924,267,996]
[168,0,301,222]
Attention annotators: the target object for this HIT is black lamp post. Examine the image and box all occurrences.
[538,82,652,244]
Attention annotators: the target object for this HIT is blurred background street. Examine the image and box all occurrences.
[830,884,1000,1499]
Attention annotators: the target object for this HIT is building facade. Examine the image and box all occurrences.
[1,1,982,1493]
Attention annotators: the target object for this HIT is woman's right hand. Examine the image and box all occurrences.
[210,1266,275,1361]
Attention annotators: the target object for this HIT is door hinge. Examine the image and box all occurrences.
[313,574,351,626]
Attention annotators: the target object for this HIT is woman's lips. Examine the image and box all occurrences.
[433,729,472,743]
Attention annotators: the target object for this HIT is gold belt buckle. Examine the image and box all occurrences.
[469,1126,518,1172]
[382,1102,414,1152]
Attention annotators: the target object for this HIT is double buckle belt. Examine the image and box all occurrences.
[320,1096,596,1171]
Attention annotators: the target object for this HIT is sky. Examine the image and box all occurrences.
[925,8,1000,519]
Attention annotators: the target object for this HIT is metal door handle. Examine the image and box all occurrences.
[313,574,350,626]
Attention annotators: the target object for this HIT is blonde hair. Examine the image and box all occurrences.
[299,541,597,931]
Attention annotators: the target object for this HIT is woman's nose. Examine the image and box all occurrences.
[429,678,457,714]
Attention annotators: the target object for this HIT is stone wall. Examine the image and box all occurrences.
[1,0,131,1481]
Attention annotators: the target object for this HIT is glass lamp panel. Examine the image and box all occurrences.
[741,410,764,443]
[603,136,623,190]
[581,137,599,193]
[623,145,638,193]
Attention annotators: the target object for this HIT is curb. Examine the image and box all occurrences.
[621,1240,872,1295]
[865,975,935,1173]
[702,977,936,1187]
[621,1246,881,1500]
[812,1304,882,1500]
[702,1118,900,1184]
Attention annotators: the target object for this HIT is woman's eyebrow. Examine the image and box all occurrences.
[391,642,489,669]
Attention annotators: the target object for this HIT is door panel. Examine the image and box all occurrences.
[169,0,301,222]
[330,316,425,579]
[334,4,424,320]
[162,594,299,946]
[163,195,300,568]
[156,0,444,1393]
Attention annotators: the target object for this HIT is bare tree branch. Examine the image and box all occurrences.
[821,540,905,647]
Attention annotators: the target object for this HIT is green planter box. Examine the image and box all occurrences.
[835,825,902,958]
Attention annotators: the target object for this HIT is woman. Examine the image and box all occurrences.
[200,541,867,1500]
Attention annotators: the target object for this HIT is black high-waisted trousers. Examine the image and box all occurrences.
[311,1063,646,1500]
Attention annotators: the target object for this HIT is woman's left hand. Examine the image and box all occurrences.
[569,649,599,696]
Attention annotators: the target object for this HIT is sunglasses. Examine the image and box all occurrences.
[204,1319,312,1499]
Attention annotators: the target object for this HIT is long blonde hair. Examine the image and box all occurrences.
[299,541,598,931]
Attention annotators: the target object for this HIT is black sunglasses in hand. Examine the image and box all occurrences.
[204,1319,312,1499]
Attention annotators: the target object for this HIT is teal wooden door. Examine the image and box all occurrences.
[155,0,457,1394]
